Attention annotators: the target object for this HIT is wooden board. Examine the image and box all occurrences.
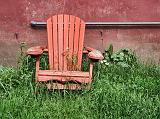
[47,14,86,71]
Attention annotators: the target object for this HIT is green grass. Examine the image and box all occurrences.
[0,55,160,119]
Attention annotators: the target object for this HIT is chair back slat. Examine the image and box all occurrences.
[52,16,58,70]
[57,15,64,70]
[63,15,69,71]
[47,18,54,69]
[68,15,75,70]
[77,22,85,69]
[73,17,81,70]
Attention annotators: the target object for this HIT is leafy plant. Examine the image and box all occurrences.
[101,44,138,68]
[0,44,160,119]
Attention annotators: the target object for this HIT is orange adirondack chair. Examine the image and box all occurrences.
[27,14,103,89]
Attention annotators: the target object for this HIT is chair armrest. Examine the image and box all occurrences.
[88,50,104,61]
[84,46,95,52]
[83,46,95,54]
[27,46,46,56]
[83,50,89,54]
[43,48,48,52]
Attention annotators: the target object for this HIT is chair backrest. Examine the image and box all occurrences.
[47,14,85,71]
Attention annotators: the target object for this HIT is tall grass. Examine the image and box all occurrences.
[0,52,160,119]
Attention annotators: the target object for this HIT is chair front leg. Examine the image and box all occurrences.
[89,62,93,80]
[35,56,40,82]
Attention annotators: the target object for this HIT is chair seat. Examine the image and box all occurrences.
[38,70,91,83]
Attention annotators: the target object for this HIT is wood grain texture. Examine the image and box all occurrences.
[47,18,54,69]
[63,15,69,71]
[77,20,85,69]
[52,16,58,70]
[47,14,86,71]
[41,14,92,88]
[58,14,64,70]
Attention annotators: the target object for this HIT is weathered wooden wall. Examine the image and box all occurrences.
[0,0,160,65]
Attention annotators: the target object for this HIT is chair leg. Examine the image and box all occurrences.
[34,56,40,93]
[89,63,93,79]
[35,56,40,82]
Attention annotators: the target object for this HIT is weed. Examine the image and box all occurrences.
[0,46,160,119]
[101,44,138,68]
